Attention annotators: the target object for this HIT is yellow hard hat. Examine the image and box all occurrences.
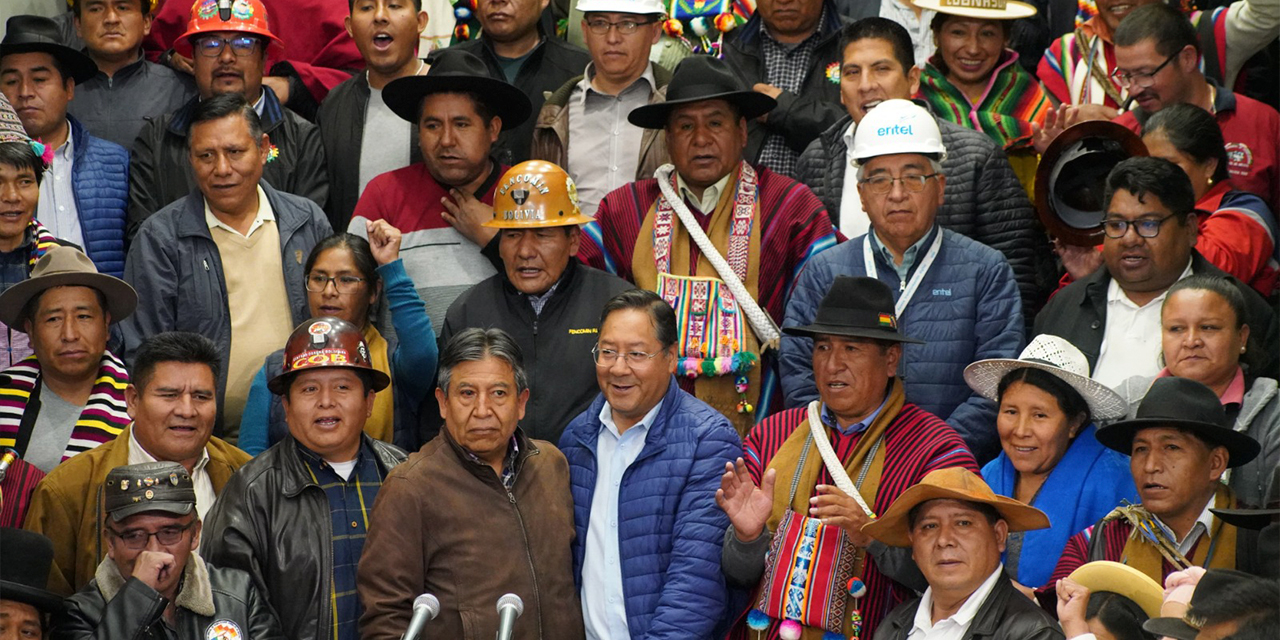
[485,161,595,229]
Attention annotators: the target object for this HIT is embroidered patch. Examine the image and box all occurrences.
[826,61,840,84]
[206,620,243,640]
[1225,142,1253,176]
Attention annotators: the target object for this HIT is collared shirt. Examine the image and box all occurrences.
[870,225,936,282]
[527,280,561,316]
[464,435,521,490]
[567,62,656,216]
[907,563,1004,640]
[1153,495,1218,556]
[676,172,732,214]
[127,430,216,520]
[839,121,870,238]
[1155,366,1246,406]
[582,396,666,640]
[66,54,197,147]
[37,128,83,247]
[820,391,889,436]
[757,9,826,177]
[204,185,275,237]
[1093,260,1195,389]
[298,442,385,640]
[880,0,937,66]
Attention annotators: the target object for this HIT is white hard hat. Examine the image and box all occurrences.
[575,0,667,14]
[851,99,947,166]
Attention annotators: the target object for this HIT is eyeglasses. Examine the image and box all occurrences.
[1102,213,1180,239]
[592,344,664,367]
[194,35,261,58]
[1110,51,1180,89]
[107,521,196,551]
[859,174,938,194]
[583,17,659,35]
[306,274,367,294]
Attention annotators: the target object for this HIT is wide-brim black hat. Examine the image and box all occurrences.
[628,55,776,130]
[0,528,64,614]
[0,16,97,84]
[1034,120,1147,247]
[1141,569,1265,640]
[1212,466,1280,529]
[382,48,531,131]
[1096,377,1261,467]
[783,275,924,344]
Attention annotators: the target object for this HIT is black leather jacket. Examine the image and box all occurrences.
[200,435,407,639]
[52,557,285,640]
[872,572,1064,640]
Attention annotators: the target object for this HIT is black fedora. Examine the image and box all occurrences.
[0,527,63,613]
[0,16,97,84]
[1141,569,1266,640]
[1034,120,1147,247]
[1096,377,1261,467]
[1211,465,1280,529]
[628,55,776,130]
[382,48,532,131]
[783,276,924,344]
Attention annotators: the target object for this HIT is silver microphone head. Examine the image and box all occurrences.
[413,593,440,619]
[496,593,523,616]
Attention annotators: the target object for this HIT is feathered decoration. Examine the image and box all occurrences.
[1103,502,1193,570]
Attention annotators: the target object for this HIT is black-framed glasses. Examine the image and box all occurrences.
[1102,213,1180,239]
[583,17,659,35]
[194,35,261,58]
[592,344,663,367]
[859,174,938,194]
[1111,51,1180,89]
[107,520,196,550]
[305,274,367,294]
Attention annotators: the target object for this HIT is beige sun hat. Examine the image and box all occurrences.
[1067,561,1165,619]
[914,0,1038,20]
[963,334,1128,422]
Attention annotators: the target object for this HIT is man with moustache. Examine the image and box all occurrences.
[128,0,327,237]
[316,0,429,229]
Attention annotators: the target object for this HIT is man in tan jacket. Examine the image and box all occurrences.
[23,332,250,596]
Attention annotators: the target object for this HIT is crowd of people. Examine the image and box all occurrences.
[0,0,1277,639]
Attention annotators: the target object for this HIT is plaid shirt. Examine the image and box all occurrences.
[299,442,385,640]
[465,435,520,490]
[757,9,826,178]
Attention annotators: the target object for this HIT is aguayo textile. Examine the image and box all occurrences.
[920,51,1049,151]
[0,353,130,460]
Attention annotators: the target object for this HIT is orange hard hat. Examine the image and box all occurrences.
[267,317,390,395]
[484,161,595,229]
[174,0,283,56]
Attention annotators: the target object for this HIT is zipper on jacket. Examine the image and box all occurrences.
[203,259,209,271]
[506,486,544,639]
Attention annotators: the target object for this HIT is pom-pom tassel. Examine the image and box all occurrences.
[778,620,802,640]
[662,18,683,38]
[31,140,53,166]
[746,609,770,631]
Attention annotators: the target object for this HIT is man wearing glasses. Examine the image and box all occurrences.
[52,460,284,639]
[1109,3,1279,213]
[530,0,671,217]
[557,288,740,639]
[127,0,328,239]
[1035,156,1279,387]
[782,99,1023,463]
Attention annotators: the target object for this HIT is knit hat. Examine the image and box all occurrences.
[0,92,51,168]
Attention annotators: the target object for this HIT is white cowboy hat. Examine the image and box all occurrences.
[963,334,1128,421]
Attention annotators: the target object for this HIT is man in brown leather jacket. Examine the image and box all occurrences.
[357,327,583,640]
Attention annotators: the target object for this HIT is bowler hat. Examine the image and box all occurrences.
[0,527,63,613]
[628,55,776,130]
[1141,569,1267,640]
[1035,120,1147,246]
[1095,377,1261,467]
[103,461,197,522]
[861,467,1050,547]
[382,48,532,130]
[0,16,97,84]
[0,246,137,330]
[783,276,924,344]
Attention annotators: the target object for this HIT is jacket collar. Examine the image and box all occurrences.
[167,86,287,136]
[499,255,579,300]
[570,376,679,462]
[67,114,89,164]
[958,571,1017,638]
[173,182,307,241]
[277,434,402,497]
[1084,250,1210,309]
[94,548,216,617]
[441,424,541,486]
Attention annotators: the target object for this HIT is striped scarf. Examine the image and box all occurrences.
[26,220,61,267]
[920,50,1049,151]
[0,351,130,460]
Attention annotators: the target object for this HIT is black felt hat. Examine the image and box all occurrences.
[1096,377,1261,467]
[783,276,924,344]
[0,528,63,613]
[628,54,776,130]
[1141,569,1266,640]
[0,15,97,84]
[382,48,532,130]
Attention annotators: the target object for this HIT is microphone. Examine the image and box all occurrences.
[494,593,523,640]
[401,593,440,640]
[217,0,233,21]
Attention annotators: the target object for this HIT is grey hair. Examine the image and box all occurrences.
[436,328,528,395]
[855,157,944,182]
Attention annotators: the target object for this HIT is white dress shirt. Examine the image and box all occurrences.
[1092,260,1194,389]
[127,431,216,521]
[907,563,1005,640]
[839,121,871,239]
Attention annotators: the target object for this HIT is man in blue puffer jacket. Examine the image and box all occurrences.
[559,289,742,639]
[781,100,1024,463]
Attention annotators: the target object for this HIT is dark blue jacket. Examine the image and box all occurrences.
[68,116,128,277]
[781,226,1025,462]
[558,377,741,639]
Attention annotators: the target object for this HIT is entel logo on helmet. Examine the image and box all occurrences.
[877,124,914,137]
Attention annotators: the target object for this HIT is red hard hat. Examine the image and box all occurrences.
[174,0,284,56]
[267,317,390,395]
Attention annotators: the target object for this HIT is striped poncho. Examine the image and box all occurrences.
[919,50,1049,152]
[0,352,130,463]
[728,402,978,639]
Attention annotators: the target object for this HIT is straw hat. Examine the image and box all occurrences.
[914,0,1037,20]
[861,467,1049,547]
[963,334,1128,422]
[1067,561,1164,618]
